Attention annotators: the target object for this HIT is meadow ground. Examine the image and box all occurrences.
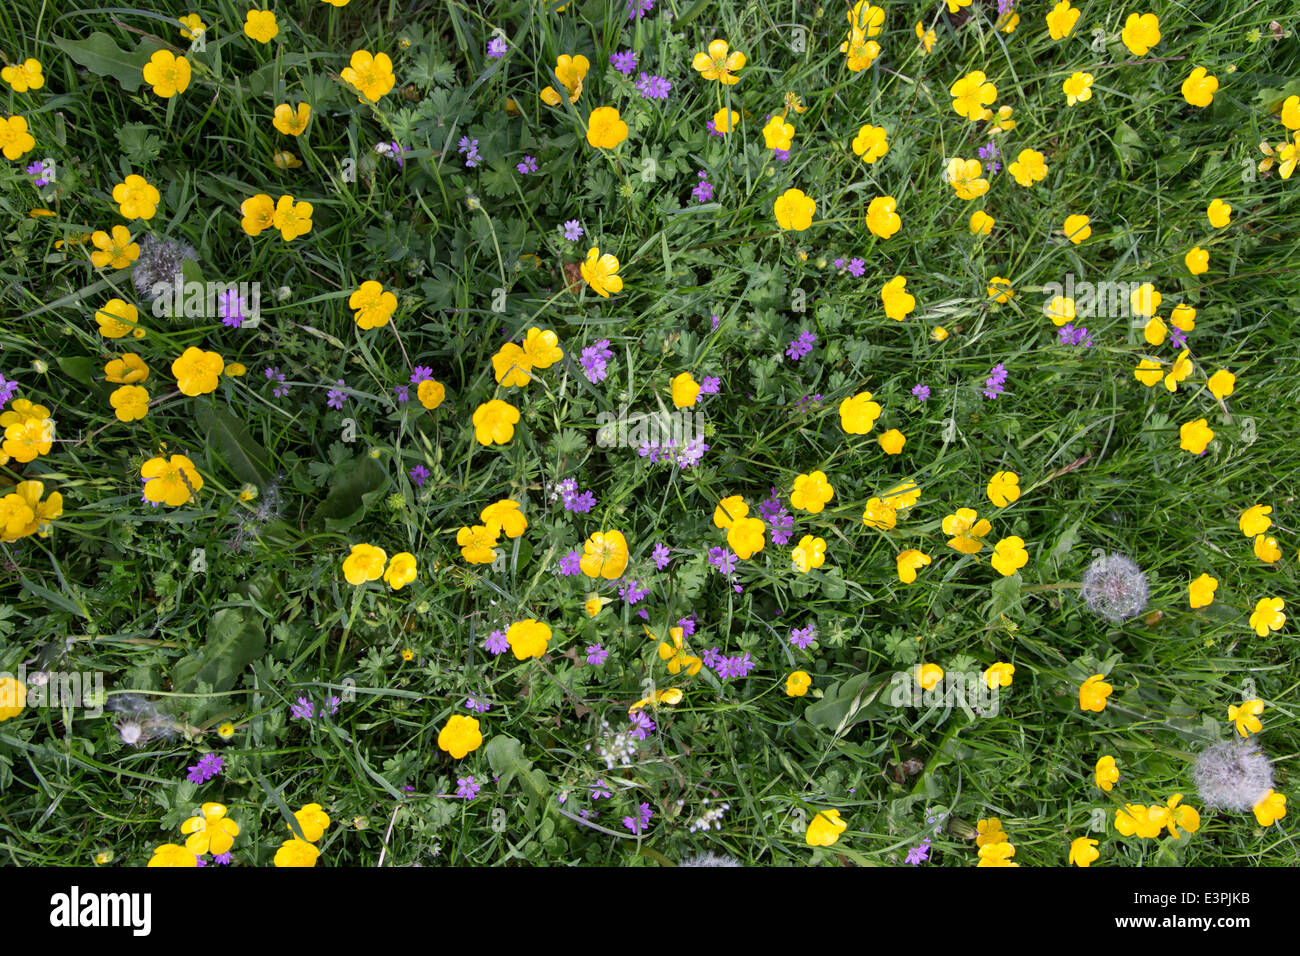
[0,0,1297,868]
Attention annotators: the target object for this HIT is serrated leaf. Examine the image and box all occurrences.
[173,608,267,694]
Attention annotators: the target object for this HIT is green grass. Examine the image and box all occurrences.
[0,0,1297,867]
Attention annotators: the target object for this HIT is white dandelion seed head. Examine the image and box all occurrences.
[1193,739,1275,812]
[1081,552,1148,623]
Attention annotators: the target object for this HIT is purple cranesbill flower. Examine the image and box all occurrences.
[702,647,724,670]
[619,578,650,605]
[0,375,18,405]
[26,160,51,187]
[264,367,289,398]
[457,137,481,168]
[997,0,1015,14]
[410,366,434,384]
[558,550,582,576]
[218,289,245,328]
[707,546,738,576]
[185,753,224,785]
[711,314,720,331]
[568,491,596,513]
[457,775,482,799]
[487,37,507,58]
[290,697,314,720]
[628,711,655,739]
[325,695,340,715]
[580,339,614,383]
[610,50,638,75]
[833,258,846,270]
[409,464,430,487]
[983,363,1008,400]
[677,616,696,637]
[585,643,608,666]
[326,379,348,410]
[484,630,509,655]
[692,170,714,202]
[652,542,671,569]
[848,257,866,277]
[516,155,539,174]
[562,219,584,241]
[714,651,755,680]
[699,376,721,394]
[623,802,653,834]
[785,330,816,361]
[905,839,931,865]
[635,73,671,100]
[1168,326,1186,349]
[790,624,817,649]
[773,148,791,163]
[393,384,410,403]
[212,852,232,865]
[758,488,794,546]
[591,779,612,799]
[465,696,491,713]
[912,383,931,402]
[626,0,654,21]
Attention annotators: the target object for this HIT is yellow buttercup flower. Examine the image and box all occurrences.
[1228,699,1264,737]
[350,280,398,329]
[692,39,746,85]
[785,671,812,697]
[945,157,989,200]
[1120,12,1161,56]
[142,455,203,506]
[109,384,149,422]
[851,125,889,164]
[1095,755,1119,792]
[172,346,225,396]
[790,471,834,514]
[1,58,44,93]
[149,844,198,867]
[292,804,331,843]
[1069,837,1099,867]
[839,392,882,434]
[0,676,27,722]
[105,353,149,384]
[1181,67,1218,107]
[112,174,160,220]
[1063,71,1093,106]
[506,619,552,660]
[671,372,701,408]
[89,225,140,269]
[580,247,623,297]
[983,662,1014,689]
[580,530,629,579]
[272,195,313,241]
[1079,674,1113,712]
[791,535,826,573]
[142,50,191,98]
[471,400,520,446]
[986,471,1020,507]
[970,210,994,235]
[438,714,483,759]
[805,809,847,847]
[1007,149,1048,187]
[585,106,628,149]
[990,536,1028,576]
[713,495,749,530]
[481,499,527,538]
[878,428,905,455]
[942,508,990,554]
[456,524,499,564]
[341,49,396,102]
[950,71,997,121]
[243,9,279,43]
[1188,573,1217,608]
[1207,369,1236,399]
[1249,597,1285,636]
[914,662,944,690]
[866,196,901,239]
[1179,418,1214,454]
[540,54,588,106]
[895,549,930,583]
[881,275,916,320]
[181,802,239,856]
[274,838,320,867]
[1046,1,1081,39]
[273,102,311,136]
[986,276,1014,304]
[418,379,445,409]
[1063,214,1091,243]
[727,517,766,560]
[1253,790,1287,826]
[773,188,816,231]
[384,552,418,590]
[342,543,387,585]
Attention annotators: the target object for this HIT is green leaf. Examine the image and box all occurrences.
[56,356,96,386]
[312,456,390,532]
[172,607,267,694]
[484,734,549,825]
[53,33,156,93]
[803,671,889,732]
[195,405,275,488]
[986,574,1022,622]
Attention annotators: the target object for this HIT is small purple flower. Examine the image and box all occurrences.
[585,643,608,666]
[758,489,794,546]
[457,775,482,799]
[410,366,434,384]
[692,170,714,202]
[711,314,720,331]
[591,779,612,800]
[325,695,341,715]
[487,37,508,58]
[905,839,931,865]
[714,651,755,680]
[677,615,696,637]
[212,852,232,865]
[326,379,348,410]
[218,289,246,328]
[626,0,654,21]
[558,550,582,576]
[409,464,430,487]
[702,646,724,670]
[652,542,671,569]
[912,383,931,402]
[26,161,51,187]
[484,630,509,655]
[773,148,791,163]
[516,155,539,175]
[0,376,18,405]
[580,339,614,383]
[619,578,650,605]
[562,219,584,241]
[568,491,596,513]
[699,376,721,394]
[394,384,410,403]
[790,624,817,649]
[635,73,671,100]
[1168,326,1186,349]
[185,753,224,785]
[623,802,653,834]
[785,330,816,361]
[983,362,1008,400]
[610,50,638,76]
[833,258,846,270]
[465,696,491,713]
[264,367,289,399]
[628,711,655,739]
[457,136,482,168]
[848,257,866,277]
[708,546,738,576]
